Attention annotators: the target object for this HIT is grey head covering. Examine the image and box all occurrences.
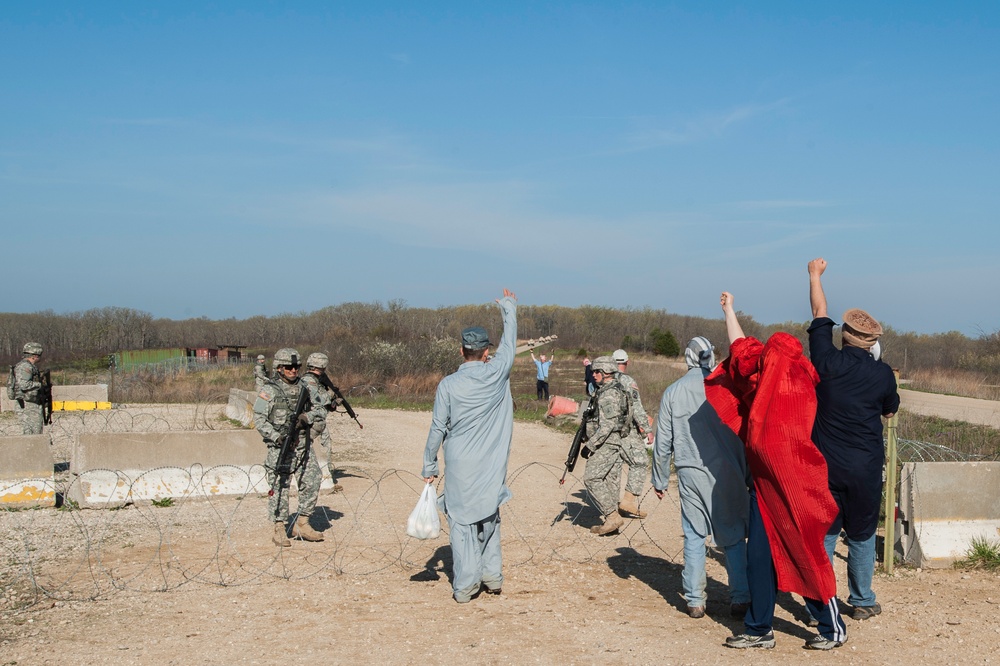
[684,336,715,370]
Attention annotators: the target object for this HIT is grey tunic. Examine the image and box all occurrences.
[422,296,517,525]
[652,366,750,547]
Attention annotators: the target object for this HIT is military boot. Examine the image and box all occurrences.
[272,522,291,548]
[291,515,324,542]
[590,512,624,536]
[618,491,647,519]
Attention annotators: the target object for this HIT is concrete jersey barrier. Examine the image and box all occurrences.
[2,384,110,412]
[226,388,257,427]
[0,434,56,507]
[899,461,1000,568]
[68,429,269,508]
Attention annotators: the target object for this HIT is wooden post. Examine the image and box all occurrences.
[882,370,900,573]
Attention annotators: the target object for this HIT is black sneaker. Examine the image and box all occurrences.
[725,632,775,649]
[852,603,881,620]
[805,634,848,650]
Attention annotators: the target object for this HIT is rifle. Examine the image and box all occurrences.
[40,370,53,425]
[559,393,599,485]
[316,372,364,429]
[268,384,313,515]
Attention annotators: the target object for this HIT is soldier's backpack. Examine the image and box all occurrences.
[6,365,16,400]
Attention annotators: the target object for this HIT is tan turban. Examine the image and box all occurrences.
[842,308,883,349]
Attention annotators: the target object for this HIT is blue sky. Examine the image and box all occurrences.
[2,2,998,335]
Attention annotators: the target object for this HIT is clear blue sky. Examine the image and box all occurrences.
[3,2,998,335]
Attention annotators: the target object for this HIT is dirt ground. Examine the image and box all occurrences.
[899,388,1000,429]
[2,407,999,665]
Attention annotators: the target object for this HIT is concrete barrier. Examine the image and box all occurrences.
[899,461,1000,568]
[0,434,56,507]
[66,428,339,507]
[226,388,257,427]
[2,384,109,412]
[68,430,268,507]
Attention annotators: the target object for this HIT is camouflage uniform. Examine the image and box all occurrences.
[617,372,651,496]
[300,371,336,481]
[582,377,632,517]
[253,358,269,390]
[253,375,324,524]
[13,355,44,435]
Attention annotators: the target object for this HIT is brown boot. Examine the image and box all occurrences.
[618,491,647,519]
[291,515,324,542]
[590,512,624,535]
[272,522,291,547]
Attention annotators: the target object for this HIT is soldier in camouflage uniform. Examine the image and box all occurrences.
[612,349,652,519]
[582,356,633,536]
[253,348,326,547]
[300,352,343,493]
[253,355,269,389]
[12,342,45,435]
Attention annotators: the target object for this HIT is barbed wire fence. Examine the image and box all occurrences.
[1,401,996,614]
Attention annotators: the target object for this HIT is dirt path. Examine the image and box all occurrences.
[2,408,998,664]
[900,389,1000,429]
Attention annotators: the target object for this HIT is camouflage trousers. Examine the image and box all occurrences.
[310,421,336,480]
[16,400,44,435]
[621,433,649,497]
[583,438,627,517]
[264,437,321,523]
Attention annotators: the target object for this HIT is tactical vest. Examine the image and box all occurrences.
[264,378,302,438]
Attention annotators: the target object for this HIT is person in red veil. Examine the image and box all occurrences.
[707,291,847,651]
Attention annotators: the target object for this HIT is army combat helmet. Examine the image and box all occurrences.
[23,342,43,356]
[590,356,617,374]
[306,353,329,370]
[273,348,301,368]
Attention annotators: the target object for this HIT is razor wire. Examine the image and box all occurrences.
[0,458,683,613]
[2,403,995,614]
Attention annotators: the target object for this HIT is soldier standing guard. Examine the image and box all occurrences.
[300,352,343,493]
[253,354,269,389]
[253,348,325,547]
[11,342,45,435]
[582,356,633,536]
[611,349,652,519]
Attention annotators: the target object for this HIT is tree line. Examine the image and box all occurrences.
[1,302,998,379]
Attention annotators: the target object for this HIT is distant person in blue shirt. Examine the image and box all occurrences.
[422,288,517,603]
[530,351,553,400]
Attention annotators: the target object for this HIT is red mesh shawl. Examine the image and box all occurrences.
[705,333,838,601]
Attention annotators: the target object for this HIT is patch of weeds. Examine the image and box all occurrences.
[218,414,251,429]
[151,497,174,508]
[954,534,1000,571]
[57,497,80,512]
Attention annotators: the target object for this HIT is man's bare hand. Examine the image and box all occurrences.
[654,489,665,500]
[423,476,437,484]
[497,288,517,303]
[721,291,735,312]
[808,258,827,277]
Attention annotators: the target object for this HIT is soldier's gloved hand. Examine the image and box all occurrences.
[297,413,311,429]
[580,444,593,460]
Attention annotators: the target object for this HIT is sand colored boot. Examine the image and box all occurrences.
[272,522,291,547]
[590,512,624,535]
[618,491,647,519]
[291,515,324,542]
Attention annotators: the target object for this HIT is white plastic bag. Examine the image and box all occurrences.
[406,484,441,539]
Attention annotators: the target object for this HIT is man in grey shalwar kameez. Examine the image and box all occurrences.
[422,289,517,603]
[652,336,751,619]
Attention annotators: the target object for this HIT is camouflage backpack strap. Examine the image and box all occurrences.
[607,378,633,437]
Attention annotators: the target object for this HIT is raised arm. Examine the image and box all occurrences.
[808,257,829,319]
[721,292,745,343]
